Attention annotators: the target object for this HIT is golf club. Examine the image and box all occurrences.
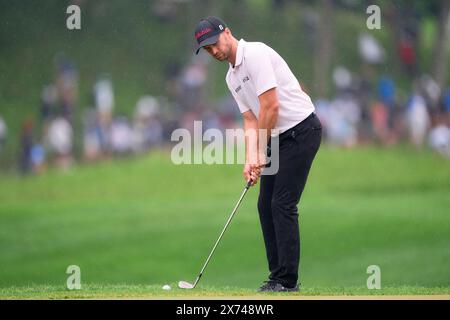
[178,179,253,289]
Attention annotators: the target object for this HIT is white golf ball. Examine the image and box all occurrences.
[162,284,171,290]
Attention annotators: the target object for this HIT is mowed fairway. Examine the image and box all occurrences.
[0,145,449,299]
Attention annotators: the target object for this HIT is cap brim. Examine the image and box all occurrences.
[195,34,220,54]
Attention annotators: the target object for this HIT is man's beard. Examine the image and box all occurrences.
[216,48,230,61]
[215,53,226,61]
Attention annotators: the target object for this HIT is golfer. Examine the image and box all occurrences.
[194,17,322,292]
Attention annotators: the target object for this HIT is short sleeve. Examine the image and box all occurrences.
[246,46,278,96]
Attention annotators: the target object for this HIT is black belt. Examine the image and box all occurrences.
[279,112,316,140]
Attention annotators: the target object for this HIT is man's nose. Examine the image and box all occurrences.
[211,47,218,55]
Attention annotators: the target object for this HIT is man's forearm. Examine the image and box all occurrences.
[244,117,259,164]
[258,103,279,144]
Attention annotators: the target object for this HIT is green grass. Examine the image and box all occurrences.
[0,145,450,299]
[1,284,449,300]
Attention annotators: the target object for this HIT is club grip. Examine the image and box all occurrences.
[246,180,253,189]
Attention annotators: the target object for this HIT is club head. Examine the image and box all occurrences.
[178,281,195,289]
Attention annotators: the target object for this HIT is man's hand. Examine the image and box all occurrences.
[243,163,262,186]
[244,151,266,185]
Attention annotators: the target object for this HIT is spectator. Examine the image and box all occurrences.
[378,76,395,107]
[358,33,385,65]
[18,119,34,174]
[54,54,78,124]
[333,66,352,92]
[30,144,46,174]
[83,108,103,162]
[443,89,450,114]
[420,74,441,113]
[406,92,430,146]
[353,66,373,143]
[132,96,163,153]
[327,94,361,147]
[94,76,115,155]
[397,36,417,76]
[45,117,73,169]
[110,116,133,155]
[428,114,450,158]
[0,115,7,153]
[177,59,208,111]
[370,100,390,145]
[94,76,114,115]
[376,76,398,145]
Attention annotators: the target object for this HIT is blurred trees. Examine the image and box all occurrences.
[432,0,450,91]
[313,0,334,97]
[384,0,449,89]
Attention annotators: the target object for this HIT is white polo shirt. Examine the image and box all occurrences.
[226,39,315,135]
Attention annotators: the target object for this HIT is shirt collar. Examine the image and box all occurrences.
[231,39,245,70]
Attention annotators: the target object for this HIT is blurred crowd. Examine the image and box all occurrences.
[315,70,450,156]
[0,53,242,175]
[313,32,450,158]
[10,55,166,174]
[0,31,449,174]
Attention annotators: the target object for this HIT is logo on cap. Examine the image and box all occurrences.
[195,28,212,40]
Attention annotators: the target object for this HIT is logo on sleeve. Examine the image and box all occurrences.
[235,85,242,93]
[242,76,250,83]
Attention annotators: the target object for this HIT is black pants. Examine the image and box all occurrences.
[258,112,322,288]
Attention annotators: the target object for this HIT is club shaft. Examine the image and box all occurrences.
[193,184,251,288]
